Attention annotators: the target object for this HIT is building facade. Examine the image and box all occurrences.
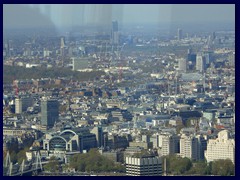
[126,156,162,176]
[177,28,183,40]
[111,20,119,44]
[205,130,235,164]
[43,128,97,153]
[196,53,206,73]
[41,98,59,128]
[15,96,33,114]
[178,58,187,72]
[160,133,180,156]
[180,134,198,161]
[90,126,104,148]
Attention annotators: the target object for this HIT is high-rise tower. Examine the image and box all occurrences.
[177,28,183,40]
[111,20,119,44]
[60,37,65,66]
[41,98,59,128]
[196,53,206,73]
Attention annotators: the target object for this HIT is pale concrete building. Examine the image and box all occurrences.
[126,156,162,176]
[180,134,198,161]
[205,130,235,164]
[15,96,33,114]
[178,58,187,72]
[196,53,206,73]
[159,133,180,156]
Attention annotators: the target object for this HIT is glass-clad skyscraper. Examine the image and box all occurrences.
[41,98,59,128]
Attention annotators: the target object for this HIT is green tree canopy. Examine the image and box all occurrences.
[44,156,61,173]
[69,148,125,173]
[165,155,192,175]
[211,159,234,176]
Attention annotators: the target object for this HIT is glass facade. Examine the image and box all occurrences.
[41,99,59,127]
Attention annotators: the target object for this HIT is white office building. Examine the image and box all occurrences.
[159,133,180,156]
[180,134,198,161]
[205,130,235,164]
[126,156,162,176]
[178,58,187,72]
[196,53,206,73]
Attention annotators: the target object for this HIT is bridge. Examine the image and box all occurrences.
[3,151,46,176]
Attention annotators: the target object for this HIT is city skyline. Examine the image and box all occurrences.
[3,3,235,177]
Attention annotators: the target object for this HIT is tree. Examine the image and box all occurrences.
[68,148,125,173]
[10,151,18,164]
[166,155,192,175]
[17,149,27,164]
[211,159,234,176]
[44,156,60,174]
[3,65,105,84]
[186,161,208,175]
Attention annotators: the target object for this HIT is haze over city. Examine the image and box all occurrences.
[3,4,235,177]
[4,4,235,32]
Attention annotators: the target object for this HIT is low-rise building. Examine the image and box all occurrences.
[126,156,162,176]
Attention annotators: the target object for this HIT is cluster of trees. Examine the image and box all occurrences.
[164,155,235,176]
[165,155,192,175]
[3,147,29,165]
[211,159,235,176]
[43,149,125,174]
[3,137,34,165]
[68,149,125,173]
[44,156,61,173]
[3,65,105,84]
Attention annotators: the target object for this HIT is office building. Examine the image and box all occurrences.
[159,133,180,156]
[41,98,59,128]
[203,51,213,65]
[187,49,197,70]
[196,53,206,73]
[177,28,183,40]
[111,20,119,44]
[60,37,65,66]
[180,134,198,161]
[126,156,162,176]
[91,126,104,147]
[229,51,235,67]
[196,135,207,160]
[15,96,33,114]
[205,130,235,164]
[178,58,187,72]
[60,37,65,49]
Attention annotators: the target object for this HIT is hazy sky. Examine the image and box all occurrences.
[3,4,235,29]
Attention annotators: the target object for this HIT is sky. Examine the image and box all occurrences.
[3,4,235,30]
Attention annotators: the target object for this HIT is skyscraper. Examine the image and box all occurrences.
[41,98,59,128]
[229,51,235,67]
[60,37,65,66]
[196,53,206,73]
[177,28,183,40]
[178,58,187,72]
[111,20,119,44]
